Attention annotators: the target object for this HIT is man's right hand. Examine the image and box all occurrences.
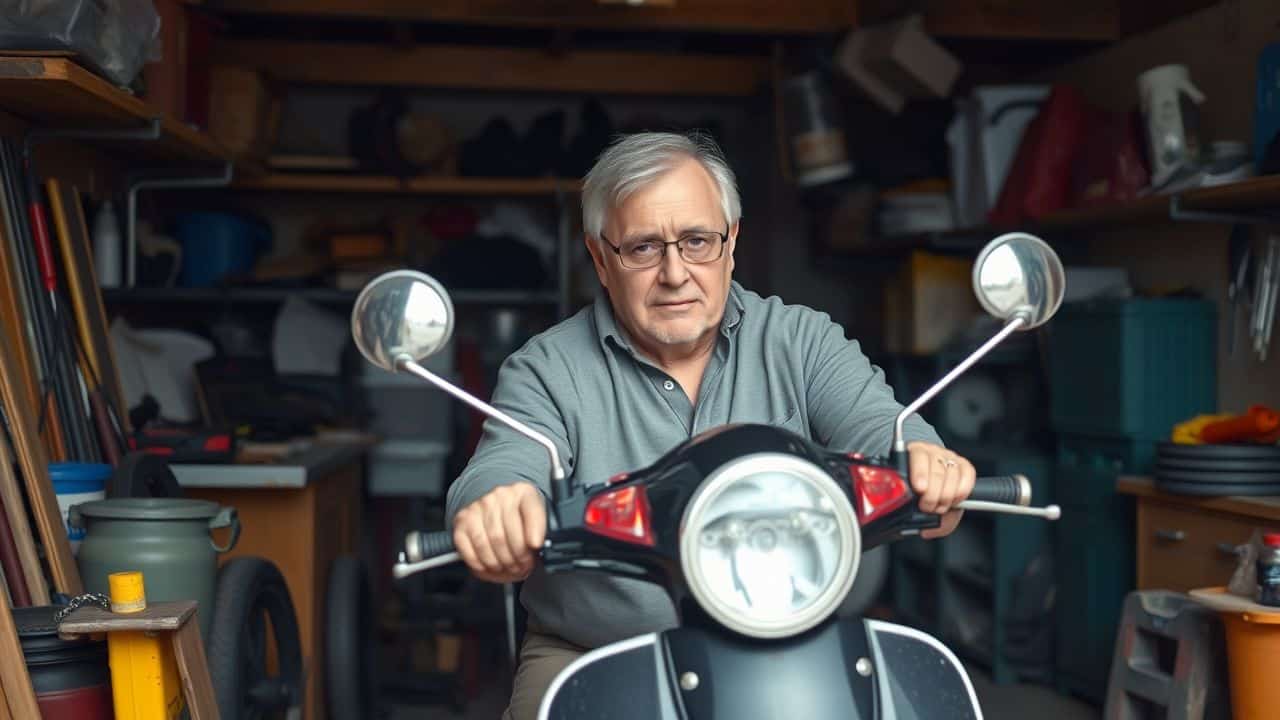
[453,482,547,583]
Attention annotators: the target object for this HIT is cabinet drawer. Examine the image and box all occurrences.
[1137,500,1266,592]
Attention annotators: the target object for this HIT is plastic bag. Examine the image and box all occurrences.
[988,84,1091,225]
[1228,529,1264,598]
[0,0,161,86]
[1071,109,1151,208]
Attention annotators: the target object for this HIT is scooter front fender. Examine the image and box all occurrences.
[538,617,982,720]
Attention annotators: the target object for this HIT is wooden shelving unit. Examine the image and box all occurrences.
[0,56,228,167]
[1009,174,1280,232]
[213,39,770,98]
[232,173,582,196]
[104,287,560,306]
[208,0,859,35]
[857,174,1280,256]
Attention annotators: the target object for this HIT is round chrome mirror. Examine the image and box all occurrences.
[351,269,454,373]
[972,232,1065,329]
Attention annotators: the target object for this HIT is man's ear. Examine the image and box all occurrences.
[584,234,609,288]
[727,220,740,273]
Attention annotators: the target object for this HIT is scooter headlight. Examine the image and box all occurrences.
[680,453,860,639]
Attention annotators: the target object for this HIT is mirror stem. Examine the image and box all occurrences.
[891,314,1027,455]
[399,357,571,504]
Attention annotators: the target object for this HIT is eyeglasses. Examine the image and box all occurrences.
[600,228,729,270]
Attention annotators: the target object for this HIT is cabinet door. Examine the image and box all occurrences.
[1137,499,1261,593]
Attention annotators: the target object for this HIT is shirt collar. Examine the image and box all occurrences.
[593,281,746,353]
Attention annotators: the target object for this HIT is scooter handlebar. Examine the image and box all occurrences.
[393,530,461,579]
[968,474,1031,507]
[405,529,456,563]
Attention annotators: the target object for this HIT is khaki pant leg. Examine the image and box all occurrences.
[502,630,587,720]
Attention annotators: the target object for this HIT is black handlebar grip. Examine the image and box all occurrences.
[969,475,1031,506]
[405,530,456,563]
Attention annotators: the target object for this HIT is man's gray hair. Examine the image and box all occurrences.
[582,131,742,240]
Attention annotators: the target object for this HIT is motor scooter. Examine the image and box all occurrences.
[350,232,1066,719]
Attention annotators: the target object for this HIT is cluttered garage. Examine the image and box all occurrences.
[0,1,1276,719]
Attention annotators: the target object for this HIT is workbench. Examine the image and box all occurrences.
[177,441,368,720]
[1117,476,1280,592]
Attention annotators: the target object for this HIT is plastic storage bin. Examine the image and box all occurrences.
[1054,433,1157,503]
[1053,432,1139,703]
[946,85,1051,227]
[1047,298,1216,440]
[173,212,271,288]
[367,440,450,497]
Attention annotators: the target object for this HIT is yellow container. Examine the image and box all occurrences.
[106,571,185,720]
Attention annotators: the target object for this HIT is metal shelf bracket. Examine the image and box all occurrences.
[125,161,235,287]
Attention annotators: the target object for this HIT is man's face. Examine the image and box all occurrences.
[586,158,738,357]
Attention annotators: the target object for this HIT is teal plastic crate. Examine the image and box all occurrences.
[1052,432,1138,703]
[1054,433,1156,505]
[1054,488,1135,704]
[1047,298,1216,440]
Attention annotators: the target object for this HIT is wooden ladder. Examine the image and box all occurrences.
[58,600,220,720]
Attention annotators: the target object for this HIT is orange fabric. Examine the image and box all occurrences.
[1200,405,1280,444]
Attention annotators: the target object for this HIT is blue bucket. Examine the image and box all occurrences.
[173,212,271,288]
[49,463,111,553]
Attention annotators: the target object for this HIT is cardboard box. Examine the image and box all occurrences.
[883,250,980,355]
[207,66,280,159]
[836,14,961,115]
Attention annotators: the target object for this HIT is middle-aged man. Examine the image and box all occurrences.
[444,131,975,720]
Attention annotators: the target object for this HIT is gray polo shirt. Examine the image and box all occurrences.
[446,281,940,649]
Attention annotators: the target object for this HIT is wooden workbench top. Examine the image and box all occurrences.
[170,440,371,489]
[1117,476,1280,522]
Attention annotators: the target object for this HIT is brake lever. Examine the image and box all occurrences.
[392,551,462,580]
[957,500,1061,520]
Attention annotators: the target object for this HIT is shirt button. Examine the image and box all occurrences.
[663,380,675,391]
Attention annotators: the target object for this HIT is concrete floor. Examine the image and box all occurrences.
[967,664,1099,720]
[389,662,1101,719]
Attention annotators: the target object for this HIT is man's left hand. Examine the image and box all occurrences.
[906,441,975,540]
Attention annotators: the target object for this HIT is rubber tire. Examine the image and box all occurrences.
[110,451,183,499]
[326,554,379,719]
[208,557,304,720]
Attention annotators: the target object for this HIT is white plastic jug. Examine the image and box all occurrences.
[1138,64,1206,186]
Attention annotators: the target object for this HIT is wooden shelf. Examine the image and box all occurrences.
[0,56,228,167]
[1019,174,1280,232]
[232,173,581,196]
[104,287,560,306]
[208,0,857,35]
[853,175,1280,256]
[212,40,769,98]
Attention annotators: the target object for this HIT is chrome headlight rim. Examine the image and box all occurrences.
[679,452,861,640]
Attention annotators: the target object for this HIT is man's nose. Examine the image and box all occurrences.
[657,244,690,285]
